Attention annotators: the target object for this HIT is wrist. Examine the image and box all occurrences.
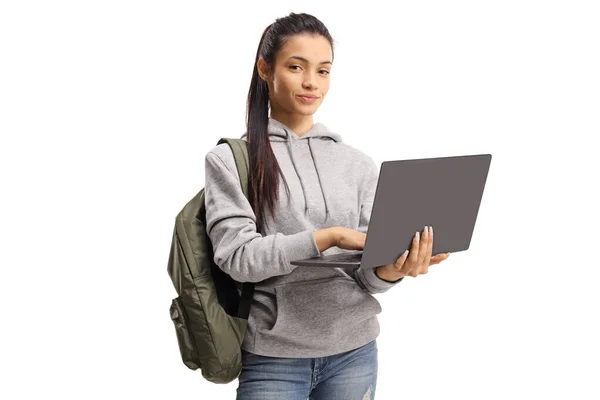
[375,265,405,283]
[328,227,341,248]
[314,227,342,253]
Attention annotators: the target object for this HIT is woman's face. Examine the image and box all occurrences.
[258,34,332,119]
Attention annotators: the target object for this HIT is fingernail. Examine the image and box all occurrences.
[415,231,419,242]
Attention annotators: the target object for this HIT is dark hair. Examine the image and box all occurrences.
[246,12,335,233]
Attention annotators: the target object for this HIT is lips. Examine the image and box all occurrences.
[297,95,318,99]
[297,95,318,104]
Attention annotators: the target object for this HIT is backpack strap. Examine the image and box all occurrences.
[217,138,250,198]
[215,138,254,319]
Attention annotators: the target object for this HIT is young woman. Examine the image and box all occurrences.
[203,12,450,400]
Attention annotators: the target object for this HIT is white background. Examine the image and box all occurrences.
[1,1,599,399]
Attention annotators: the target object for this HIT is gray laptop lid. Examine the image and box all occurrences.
[290,153,492,269]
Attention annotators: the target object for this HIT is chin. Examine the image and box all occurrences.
[296,108,318,116]
[296,102,320,113]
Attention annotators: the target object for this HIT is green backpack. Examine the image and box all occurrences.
[167,138,255,384]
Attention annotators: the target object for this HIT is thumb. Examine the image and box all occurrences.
[430,252,450,265]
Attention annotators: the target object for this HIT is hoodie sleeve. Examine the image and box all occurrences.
[204,151,321,283]
[353,154,404,294]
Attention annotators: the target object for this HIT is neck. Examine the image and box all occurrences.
[269,112,314,137]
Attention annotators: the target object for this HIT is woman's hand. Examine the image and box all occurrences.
[334,227,368,251]
[378,226,450,280]
[334,225,450,279]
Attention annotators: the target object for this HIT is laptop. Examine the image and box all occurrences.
[290,153,492,270]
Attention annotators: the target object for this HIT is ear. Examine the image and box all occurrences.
[257,58,271,82]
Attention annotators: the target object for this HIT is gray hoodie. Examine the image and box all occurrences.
[204,117,403,358]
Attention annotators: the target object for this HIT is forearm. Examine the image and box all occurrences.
[313,227,340,253]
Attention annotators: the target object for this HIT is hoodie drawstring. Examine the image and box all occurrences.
[284,132,330,223]
[308,137,331,222]
[285,134,309,216]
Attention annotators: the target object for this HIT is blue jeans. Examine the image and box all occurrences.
[236,339,378,400]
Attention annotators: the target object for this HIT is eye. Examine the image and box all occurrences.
[289,65,330,75]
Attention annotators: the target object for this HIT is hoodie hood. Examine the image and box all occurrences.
[240,117,343,142]
[240,118,343,222]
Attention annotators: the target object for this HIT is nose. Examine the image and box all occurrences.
[302,71,319,90]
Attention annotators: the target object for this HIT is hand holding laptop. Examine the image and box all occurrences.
[334,225,450,279]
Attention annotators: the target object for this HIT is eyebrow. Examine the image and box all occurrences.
[287,56,332,65]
